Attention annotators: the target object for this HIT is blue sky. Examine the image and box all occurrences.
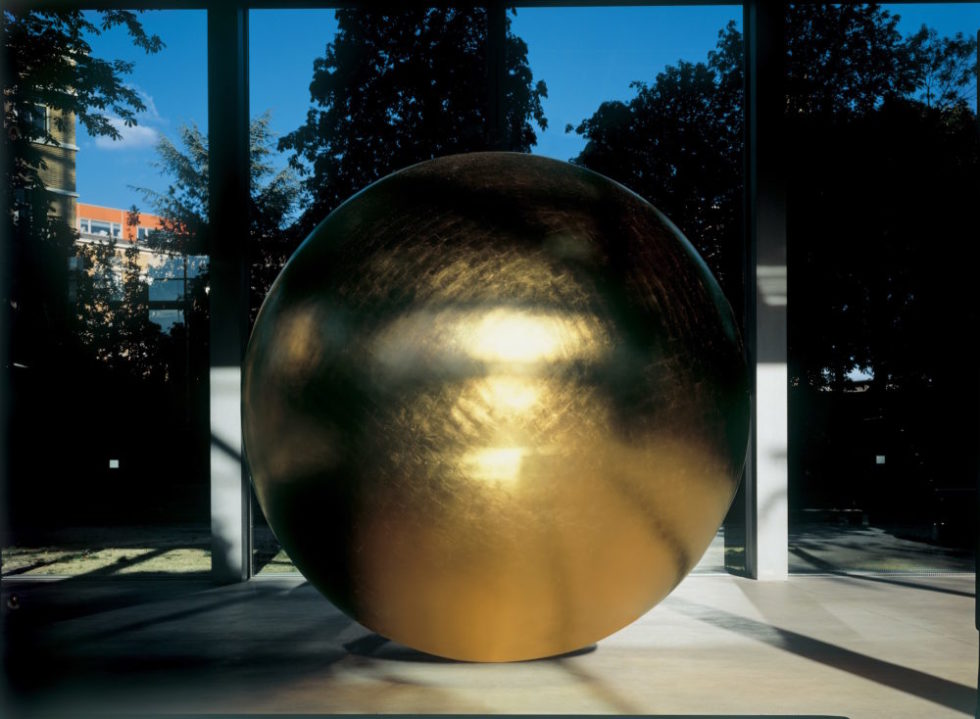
[75,10,207,212]
[76,4,980,214]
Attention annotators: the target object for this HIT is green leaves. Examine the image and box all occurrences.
[3,9,163,157]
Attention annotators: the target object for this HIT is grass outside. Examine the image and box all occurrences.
[0,524,303,577]
[2,525,211,577]
[2,523,973,578]
[253,525,300,575]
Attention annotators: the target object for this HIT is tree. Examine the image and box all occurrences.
[905,25,978,111]
[568,21,744,304]
[249,116,304,324]
[136,113,301,323]
[568,4,978,392]
[117,206,167,379]
[780,6,978,391]
[784,4,912,118]
[72,233,122,368]
[136,122,210,257]
[279,8,548,234]
[2,9,163,369]
[68,205,169,381]
[3,9,163,244]
[3,9,163,192]
[787,95,979,391]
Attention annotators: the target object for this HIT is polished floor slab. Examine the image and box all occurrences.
[1,573,975,718]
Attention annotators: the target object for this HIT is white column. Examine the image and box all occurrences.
[743,0,788,580]
[754,339,788,580]
[210,366,248,579]
[207,6,251,582]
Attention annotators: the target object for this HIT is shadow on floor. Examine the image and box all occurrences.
[671,596,976,716]
[344,633,598,664]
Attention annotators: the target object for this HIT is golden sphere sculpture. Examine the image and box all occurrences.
[243,152,749,662]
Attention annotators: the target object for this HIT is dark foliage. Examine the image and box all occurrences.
[569,4,978,393]
[569,20,744,305]
[3,9,163,371]
[136,115,301,325]
[279,8,548,236]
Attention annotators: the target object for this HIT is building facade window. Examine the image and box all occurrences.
[28,103,48,138]
[84,219,121,238]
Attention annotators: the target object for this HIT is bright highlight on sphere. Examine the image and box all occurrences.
[243,152,749,662]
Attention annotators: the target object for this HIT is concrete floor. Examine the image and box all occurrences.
[1,573,975,718]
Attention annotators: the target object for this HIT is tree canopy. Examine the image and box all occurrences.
[136,114,301,322]
[3,9,163,372]
[568,3,978,391]
[2,9,163,191]
[568,20,744,302]
[781,5,977,391]
[279,8,548,234]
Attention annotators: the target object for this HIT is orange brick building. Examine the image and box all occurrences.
[77,202,164,244]
[73,203,205,333]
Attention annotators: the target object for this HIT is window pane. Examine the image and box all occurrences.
[3,9,210,577]
[89,220,112,236]
[248,7,510,574]
[248,9,339,574]
[149,278,185,303]
[517,6,745,312]
[516,6,745,574]
[149,308,184,333]
[247,7,744,577]
[786,3,979,573]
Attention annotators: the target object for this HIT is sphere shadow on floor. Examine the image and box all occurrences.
[344,632,598,663]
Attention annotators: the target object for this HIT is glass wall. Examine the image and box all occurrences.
[2,9,210,577]
[786,3,979,573]
[5,3,971,583]
[246,5,744,575]
[248,7,506,574]
[248,9,338,574]
[514,5,745,574]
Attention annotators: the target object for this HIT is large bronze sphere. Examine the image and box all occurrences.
[243,152,748,662]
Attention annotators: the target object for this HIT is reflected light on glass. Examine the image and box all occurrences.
[480,376,539,414]
[461,446,527,484]
[466,308,571,364]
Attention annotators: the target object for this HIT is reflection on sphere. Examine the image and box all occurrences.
[243,152,749,662]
